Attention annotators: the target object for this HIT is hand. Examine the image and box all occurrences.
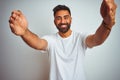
[100,0,117,27]
[9,10,28,36]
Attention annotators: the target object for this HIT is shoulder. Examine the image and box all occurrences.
[41,33,57,43]
[73,31,89,44]
[40,33,57,50]
[73,31,88,38]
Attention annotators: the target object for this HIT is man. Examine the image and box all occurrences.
[9,0,117,80]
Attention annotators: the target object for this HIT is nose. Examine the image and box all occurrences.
[61,18,66,24]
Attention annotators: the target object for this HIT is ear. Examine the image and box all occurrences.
[70,16,72,23]
[54,19,57,26]
[54,19,56,25]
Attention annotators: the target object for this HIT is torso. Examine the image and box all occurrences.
[42,31,87,80]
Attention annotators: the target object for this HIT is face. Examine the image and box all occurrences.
[54,10,72,33]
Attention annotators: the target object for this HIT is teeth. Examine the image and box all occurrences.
[61,25,67,28]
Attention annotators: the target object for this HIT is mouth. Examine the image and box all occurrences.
[60,24,67,28]
[57,23,71,33]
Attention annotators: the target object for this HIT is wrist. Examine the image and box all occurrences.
[21,28,29,37]
[102,21,112,31]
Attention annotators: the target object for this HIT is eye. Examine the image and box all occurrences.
[55,16,61,20]
[64,15,69,20]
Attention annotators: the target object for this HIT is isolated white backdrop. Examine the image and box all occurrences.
[0,0,120,80]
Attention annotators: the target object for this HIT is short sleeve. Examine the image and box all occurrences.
[40,34,56,53]
[41,36,49,51]
[80,32,89,50]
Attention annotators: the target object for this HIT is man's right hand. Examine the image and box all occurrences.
[9,10,28,36]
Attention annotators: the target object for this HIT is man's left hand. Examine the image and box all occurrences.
[100,0,117,27]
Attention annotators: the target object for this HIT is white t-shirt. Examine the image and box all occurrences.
[42,31,88,80]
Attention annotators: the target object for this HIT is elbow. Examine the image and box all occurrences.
[86,34,106,48]
[94,39,105,46]
[87,39,105,48]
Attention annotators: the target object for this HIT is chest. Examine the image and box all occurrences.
[52,36,83,56]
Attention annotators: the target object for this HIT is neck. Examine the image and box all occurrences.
[58,29,72,38]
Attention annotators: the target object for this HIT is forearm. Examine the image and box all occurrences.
[92,20,113,47]
[21,29,43,50]
[94,21,112,44]
[86,20,114,48]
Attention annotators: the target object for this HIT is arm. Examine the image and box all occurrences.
[9,10,47,50]
[86,0,117,48]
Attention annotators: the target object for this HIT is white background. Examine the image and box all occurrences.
[0,0,120,80]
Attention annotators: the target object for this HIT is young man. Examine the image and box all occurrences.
[9,0,117,80]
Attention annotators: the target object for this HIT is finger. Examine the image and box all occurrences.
[9,20,16,33]
[16,10,22,16]
[9,19,19,35]
[9,23,14,28]
[105,0,117,11]
[17,10,22,14]
[104,0,111,12]
[100,0,110,18]
[11,10,22,14]
[11,10,22,17]
[11,12,18,20]
[110,8,116,20]
[9,24,16,34]
[9,16,16,24]
[107,1,117,17]
[11,10,23,23]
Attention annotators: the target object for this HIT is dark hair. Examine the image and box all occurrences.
[53,5,71,16]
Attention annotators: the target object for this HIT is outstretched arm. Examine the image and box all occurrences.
[9,10,47,50]
[86,0,117,48]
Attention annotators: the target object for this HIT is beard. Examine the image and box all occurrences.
[56,23,71,33]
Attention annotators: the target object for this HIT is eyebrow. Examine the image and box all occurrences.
[64,15,70,18]
[55,15,70,18]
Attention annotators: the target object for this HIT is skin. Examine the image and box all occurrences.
[54,10,72,38]
[9,0,117,50]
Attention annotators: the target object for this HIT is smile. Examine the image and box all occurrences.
[60,24,67,28]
